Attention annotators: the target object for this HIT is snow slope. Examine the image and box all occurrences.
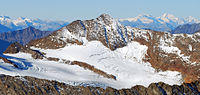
[0,40,182,89]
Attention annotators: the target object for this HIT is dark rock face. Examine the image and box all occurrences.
[0,74,199,95]
[0,26,53,45]
[28,31,67,49]
[171,23,200,34]
[28,14,128,50]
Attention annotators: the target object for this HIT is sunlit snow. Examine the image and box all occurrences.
[0,41,182,89]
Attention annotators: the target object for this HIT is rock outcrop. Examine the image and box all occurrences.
[70,61,116,80]
[0,57,18,68]
[4,42,44,59]
[3,42,23,54]
[0,74,199,95]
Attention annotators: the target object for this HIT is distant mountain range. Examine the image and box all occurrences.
[0,26,53,45]
[0,24,11,33]
[0,14,199,34]
[0,16,68,32]
[171,23,200,34]
[119,13,200,32]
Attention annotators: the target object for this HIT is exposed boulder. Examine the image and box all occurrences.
[47,57,60,61]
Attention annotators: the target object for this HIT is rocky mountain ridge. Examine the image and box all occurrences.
[28,14,200,83]
[29,14,132,50]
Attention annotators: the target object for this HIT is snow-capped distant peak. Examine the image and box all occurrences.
[0,15,68,31]
[161,13,176,19]
[13,17,32,25]
[185,16,200,23]
[0,16,11,20]
[137,14,153,18]
[119,13,200,32]
[16,17,30,21]
[158,13,180,23]
[120,14,154,23]
[119,18,137,22]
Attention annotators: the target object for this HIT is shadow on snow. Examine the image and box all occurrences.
[0,54,33,70]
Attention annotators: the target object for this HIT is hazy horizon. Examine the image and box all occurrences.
[0,0,199,21]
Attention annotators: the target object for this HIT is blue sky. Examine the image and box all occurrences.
[0,0,199,21]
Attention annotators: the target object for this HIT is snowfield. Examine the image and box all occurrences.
[0,41,182,89]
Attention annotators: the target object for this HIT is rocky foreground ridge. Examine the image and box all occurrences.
[0,74,199,95]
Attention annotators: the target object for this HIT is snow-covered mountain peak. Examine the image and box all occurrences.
[137,14,153,18]
[13,17,32,26]
[16,17,31,21]
[96,14,117,26]
[29,14,132,50]
[98,14,113,20]
[157,13,180,23]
